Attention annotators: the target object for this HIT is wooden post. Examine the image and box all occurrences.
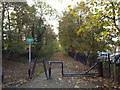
[98,61,103,77]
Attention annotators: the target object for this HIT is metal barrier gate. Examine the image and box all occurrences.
[43,61,103,79]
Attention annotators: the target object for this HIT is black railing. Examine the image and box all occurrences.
[47,61,102,79]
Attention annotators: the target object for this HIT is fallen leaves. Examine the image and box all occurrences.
[75,66,78,68]
[19,79,27,83]
[76,81,79,84]
[95,85,99,88]
[74,85,80,88]
[95,85,108,88]
[58,78,62,81]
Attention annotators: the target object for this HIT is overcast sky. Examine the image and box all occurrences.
[27,0,81,34]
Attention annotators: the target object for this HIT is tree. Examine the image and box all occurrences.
[68,0,120,46]
[2,2,57,61]
[59,3,108,64]
[62,0,120,83]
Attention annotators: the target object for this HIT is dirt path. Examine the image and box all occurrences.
[18,52,99,88]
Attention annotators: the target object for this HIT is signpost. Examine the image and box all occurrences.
[26,38,34,79]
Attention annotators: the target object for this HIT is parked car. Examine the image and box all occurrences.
[98,52,108,60]
[114,54,120,64]
[110,54,115,63]
[110,54,120,65]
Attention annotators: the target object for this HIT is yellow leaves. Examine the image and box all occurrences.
[83,7,87,11]
[68,5,71,8]
[100,31,109,36]
[89,12,93,15]
[112,23,115,26]
[108,11,112,16]
[73,13,78,18]
[70,11,74,14]
[83,21,87,25]
[112,28,117,31]
[78,3,81,6]
[90,16,95,20]
[96,14,100,18]
[69,8,72,11]
[94,1,97,4]
[96,31,109,42]
[99,10,103,14]
[77,30,83,35]
[84,12,87,14]
[90,2,94,6]
[104,23,108,27]
[81,17,85,19]
[69,8,74,14]
[108,20,113,24]
[93,22,98,26]
[85,26,89,29]
[68,5,72,14]
[78,2,84,6]
[96,39,101,42]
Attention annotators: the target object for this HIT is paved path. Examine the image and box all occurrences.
[19,69,96,88]
[19,52,98,88]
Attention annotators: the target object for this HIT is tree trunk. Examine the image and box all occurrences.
[2,3,5,49]
[6,5,11,42]
[2,3,5,31]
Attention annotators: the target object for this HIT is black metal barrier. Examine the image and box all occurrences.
[47,61,102,79]
[48,62,63,78]
[43,61,49,79]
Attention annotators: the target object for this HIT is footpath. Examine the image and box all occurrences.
[19,52,102,88]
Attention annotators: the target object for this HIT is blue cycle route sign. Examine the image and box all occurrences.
[26,38,34,44]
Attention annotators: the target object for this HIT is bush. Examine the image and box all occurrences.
[59,47,68,56]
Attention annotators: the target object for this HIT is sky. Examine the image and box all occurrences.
[27,0,81,34]
[27,0,120,42]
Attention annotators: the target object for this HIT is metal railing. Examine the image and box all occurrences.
[46,61,102,79]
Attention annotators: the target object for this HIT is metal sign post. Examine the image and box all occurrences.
[29,44,31,63]
[26,39,34,79]
[29,43,32,79]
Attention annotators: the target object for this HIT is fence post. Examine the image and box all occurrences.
[61,63,64,76]
[28,69,32,79]
[48,62,51,79]
[108,53,111,77]
[98,61,103,77]
[2,73,4,84]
